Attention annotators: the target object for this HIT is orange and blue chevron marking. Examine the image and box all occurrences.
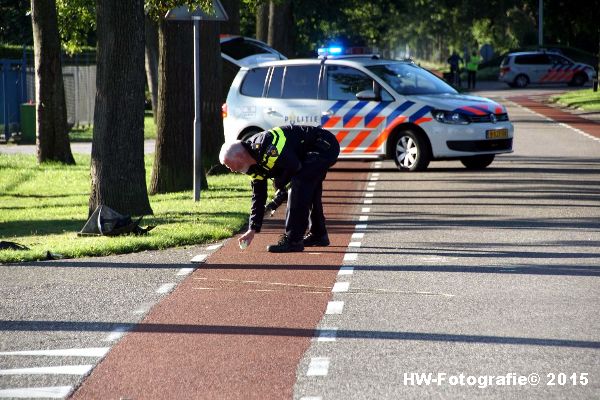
[320,100,434,154]
[539,64,584,83]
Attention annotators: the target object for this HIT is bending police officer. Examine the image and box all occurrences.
[219,125,340,253]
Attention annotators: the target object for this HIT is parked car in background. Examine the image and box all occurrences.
[219,35,287,103]
[499,51,595,88]
[220,35,286,67]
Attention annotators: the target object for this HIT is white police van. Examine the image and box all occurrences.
[499,51,595,88]
[223,48,514,171]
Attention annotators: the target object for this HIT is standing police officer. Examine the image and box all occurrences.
[219,125,340,253]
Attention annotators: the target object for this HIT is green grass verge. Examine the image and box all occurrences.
[0,153,253,263]
[69,113,157,142]
[549,89,600,111]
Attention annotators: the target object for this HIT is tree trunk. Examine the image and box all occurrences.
[267,0,293,57]
[220,0,240,35]
[150,20,194,194]
[200,21,225,172]
[145,15,159,123]
[89,0,151,216]
[256,1,268,42]
[30,0,74,165]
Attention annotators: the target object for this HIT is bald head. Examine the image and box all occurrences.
[219,141,255,173]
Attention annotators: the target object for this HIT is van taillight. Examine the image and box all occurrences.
[500,66,511,76]
[221,103,228,119]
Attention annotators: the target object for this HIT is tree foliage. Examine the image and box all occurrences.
[56,0,95,54]
[0,0,32,44]
[239,0,598,63]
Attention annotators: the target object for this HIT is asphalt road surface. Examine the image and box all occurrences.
[1,86,599,399]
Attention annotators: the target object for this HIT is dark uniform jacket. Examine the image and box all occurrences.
[242,125,333,232]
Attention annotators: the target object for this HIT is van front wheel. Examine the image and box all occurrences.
[393,131,430,172]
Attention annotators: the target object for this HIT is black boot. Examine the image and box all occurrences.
[303,232,330,247]
[267,234,304,253]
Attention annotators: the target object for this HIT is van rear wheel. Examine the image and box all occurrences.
[514,74,529,88]
[570,73,587,87]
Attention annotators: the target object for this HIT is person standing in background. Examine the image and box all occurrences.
[466,50,482,90]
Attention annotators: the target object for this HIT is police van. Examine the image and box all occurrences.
[499,51,595,88]
[222,49,514,171]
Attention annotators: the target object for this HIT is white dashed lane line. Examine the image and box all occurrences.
[325,301,344,315]
[316,327,338,342]
[102,326,130,342]
[0,386,73,399]
[343,253,357,261]
[332,282,350,293]
[176,267,195,276]
[156,283,176,294]
[304,166,378,391]
[338,266,354,276]
[306,357,330,376]
[0,348,109,357]
[0,365,93,376]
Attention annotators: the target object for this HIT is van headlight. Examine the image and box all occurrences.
[432,110,470,125]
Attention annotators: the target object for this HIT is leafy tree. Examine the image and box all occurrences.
[31,0,75,165]
[89,0,152,215]
[55,0,95,54]
[0,0,32,45]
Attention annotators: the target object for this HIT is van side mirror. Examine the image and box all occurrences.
[356,90,379,101]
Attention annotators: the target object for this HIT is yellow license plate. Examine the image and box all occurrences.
[486,128,508,139]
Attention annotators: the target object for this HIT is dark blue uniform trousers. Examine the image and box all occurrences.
[284,138,340,242]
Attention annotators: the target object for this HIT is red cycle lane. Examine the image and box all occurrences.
[509,95,600,139]
[71,161,369,400]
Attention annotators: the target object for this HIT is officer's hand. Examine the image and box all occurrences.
[265,202,276,215]
[239,229,255,249]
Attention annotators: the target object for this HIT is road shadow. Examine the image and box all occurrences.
[0,320,597,349]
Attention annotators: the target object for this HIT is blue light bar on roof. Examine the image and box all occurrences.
[317,46,344,57]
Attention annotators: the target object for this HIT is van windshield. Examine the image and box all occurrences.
[367,63,457,95]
